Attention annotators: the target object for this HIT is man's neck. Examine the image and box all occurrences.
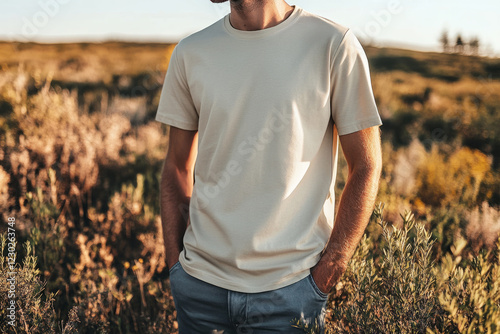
[229,0,294,31]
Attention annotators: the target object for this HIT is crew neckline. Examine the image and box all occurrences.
[223,5,302,39]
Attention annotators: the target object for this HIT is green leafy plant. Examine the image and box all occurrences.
[431,236,500,333]
[329,204,442,333]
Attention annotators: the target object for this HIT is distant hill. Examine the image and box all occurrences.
[1,41,499,85]
[364,45,500,83]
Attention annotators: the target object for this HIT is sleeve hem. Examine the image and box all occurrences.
[336,116,382,136]
[155,114,198,131]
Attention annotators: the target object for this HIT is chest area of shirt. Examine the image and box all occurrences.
[185,43,331,120]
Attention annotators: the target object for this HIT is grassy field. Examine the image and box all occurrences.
[0,41,499,333]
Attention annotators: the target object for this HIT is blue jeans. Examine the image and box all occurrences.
[169,261,328,334]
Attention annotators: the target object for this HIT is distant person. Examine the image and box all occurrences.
[156,0,382,333]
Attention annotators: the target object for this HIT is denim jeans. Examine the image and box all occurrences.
[169,261,328,334]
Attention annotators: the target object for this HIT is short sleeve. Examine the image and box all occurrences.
[330,30,382,136]
[155,46,199,130]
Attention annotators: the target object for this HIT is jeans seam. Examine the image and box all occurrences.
[244,293,248,324]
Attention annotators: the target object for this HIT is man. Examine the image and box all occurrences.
[156,0,383,332]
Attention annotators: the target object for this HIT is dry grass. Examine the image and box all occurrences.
[0,41,499,333]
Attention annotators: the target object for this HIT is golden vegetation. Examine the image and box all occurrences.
[0,41,499,333]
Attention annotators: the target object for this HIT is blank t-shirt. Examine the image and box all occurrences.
[155,5,382,293]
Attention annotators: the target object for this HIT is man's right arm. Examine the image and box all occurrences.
[160,126,198,270]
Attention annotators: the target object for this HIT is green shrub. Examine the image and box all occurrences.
[327,204,443,333]
[431,237,500,333]
[294,203,500,334]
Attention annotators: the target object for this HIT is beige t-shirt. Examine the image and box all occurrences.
[156,5,382,293]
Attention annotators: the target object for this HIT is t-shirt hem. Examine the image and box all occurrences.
[179,257,312,293]
[155,113,198,131]
[336,116,382,136]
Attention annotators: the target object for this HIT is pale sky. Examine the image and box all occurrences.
[0,0,499,55]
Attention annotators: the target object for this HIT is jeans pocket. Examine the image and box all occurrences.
[307,274,329,300]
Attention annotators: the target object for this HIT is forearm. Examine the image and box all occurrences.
[311,163,381,292]
[323,165,381,266]
[160,161,193,269]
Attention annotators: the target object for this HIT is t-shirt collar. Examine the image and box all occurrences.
[223,5,302,39]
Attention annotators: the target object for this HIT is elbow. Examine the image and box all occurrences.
[353,150,382,170]
[349,154,382,181]
[161,157,194,185]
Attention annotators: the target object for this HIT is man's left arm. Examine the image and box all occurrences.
[311,125,382,294]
